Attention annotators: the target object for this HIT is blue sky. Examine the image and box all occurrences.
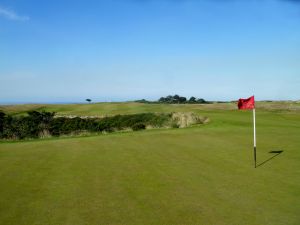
[0,0,299,103]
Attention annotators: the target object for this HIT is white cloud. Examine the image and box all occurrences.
[0,6,29,21]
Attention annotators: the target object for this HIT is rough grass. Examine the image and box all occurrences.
[0,103,299,225]
[1,101,299,117]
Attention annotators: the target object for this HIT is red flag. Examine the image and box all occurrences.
[238,96,255,110]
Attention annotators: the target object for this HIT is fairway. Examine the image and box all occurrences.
[0,103,300,225]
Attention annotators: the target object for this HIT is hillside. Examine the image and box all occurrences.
[1,101,300,117]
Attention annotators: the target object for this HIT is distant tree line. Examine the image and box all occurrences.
[0,111,171,140]
[135,95,208,104]
[158,95,207,104]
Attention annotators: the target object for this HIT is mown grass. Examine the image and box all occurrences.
[0,103,299,225]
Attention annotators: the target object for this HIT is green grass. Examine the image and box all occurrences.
[1,101,299,116]
[0,103,300,225]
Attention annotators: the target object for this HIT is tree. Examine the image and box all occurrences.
[86,99,92,103]
[158,97,166,102]
[179,97,187,103]
[166,95,173,102]
[197,98,206,103]
[189,96,197,103]
[173,94,180,102]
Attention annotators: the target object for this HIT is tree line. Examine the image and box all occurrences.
[0,111,171,140]
[158,95,207,104]
[135,95,208,104]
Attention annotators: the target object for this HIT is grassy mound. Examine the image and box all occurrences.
[171,112,209,128]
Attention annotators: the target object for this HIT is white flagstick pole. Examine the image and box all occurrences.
[253,108,257,168]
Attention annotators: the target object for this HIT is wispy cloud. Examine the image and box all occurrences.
[0,6,29,21]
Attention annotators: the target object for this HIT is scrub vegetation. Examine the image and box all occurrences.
[0,111,205,140]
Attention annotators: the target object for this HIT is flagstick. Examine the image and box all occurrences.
[253,108,257,168]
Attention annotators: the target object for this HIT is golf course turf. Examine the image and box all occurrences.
[0,102,299,225]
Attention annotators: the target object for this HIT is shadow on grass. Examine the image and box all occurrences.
[256,150,283,168]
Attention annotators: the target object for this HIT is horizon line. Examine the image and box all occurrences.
[1,99,299,106]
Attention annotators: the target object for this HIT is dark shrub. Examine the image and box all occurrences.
[0,111,5,137]
[132,123,146,131]
[171,122,179,128]
[1,112,171,140]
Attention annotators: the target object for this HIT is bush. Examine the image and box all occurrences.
[0,111,5,137]
[0,111,171,140]
[132,123,146,131]
[171,122,179,128]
